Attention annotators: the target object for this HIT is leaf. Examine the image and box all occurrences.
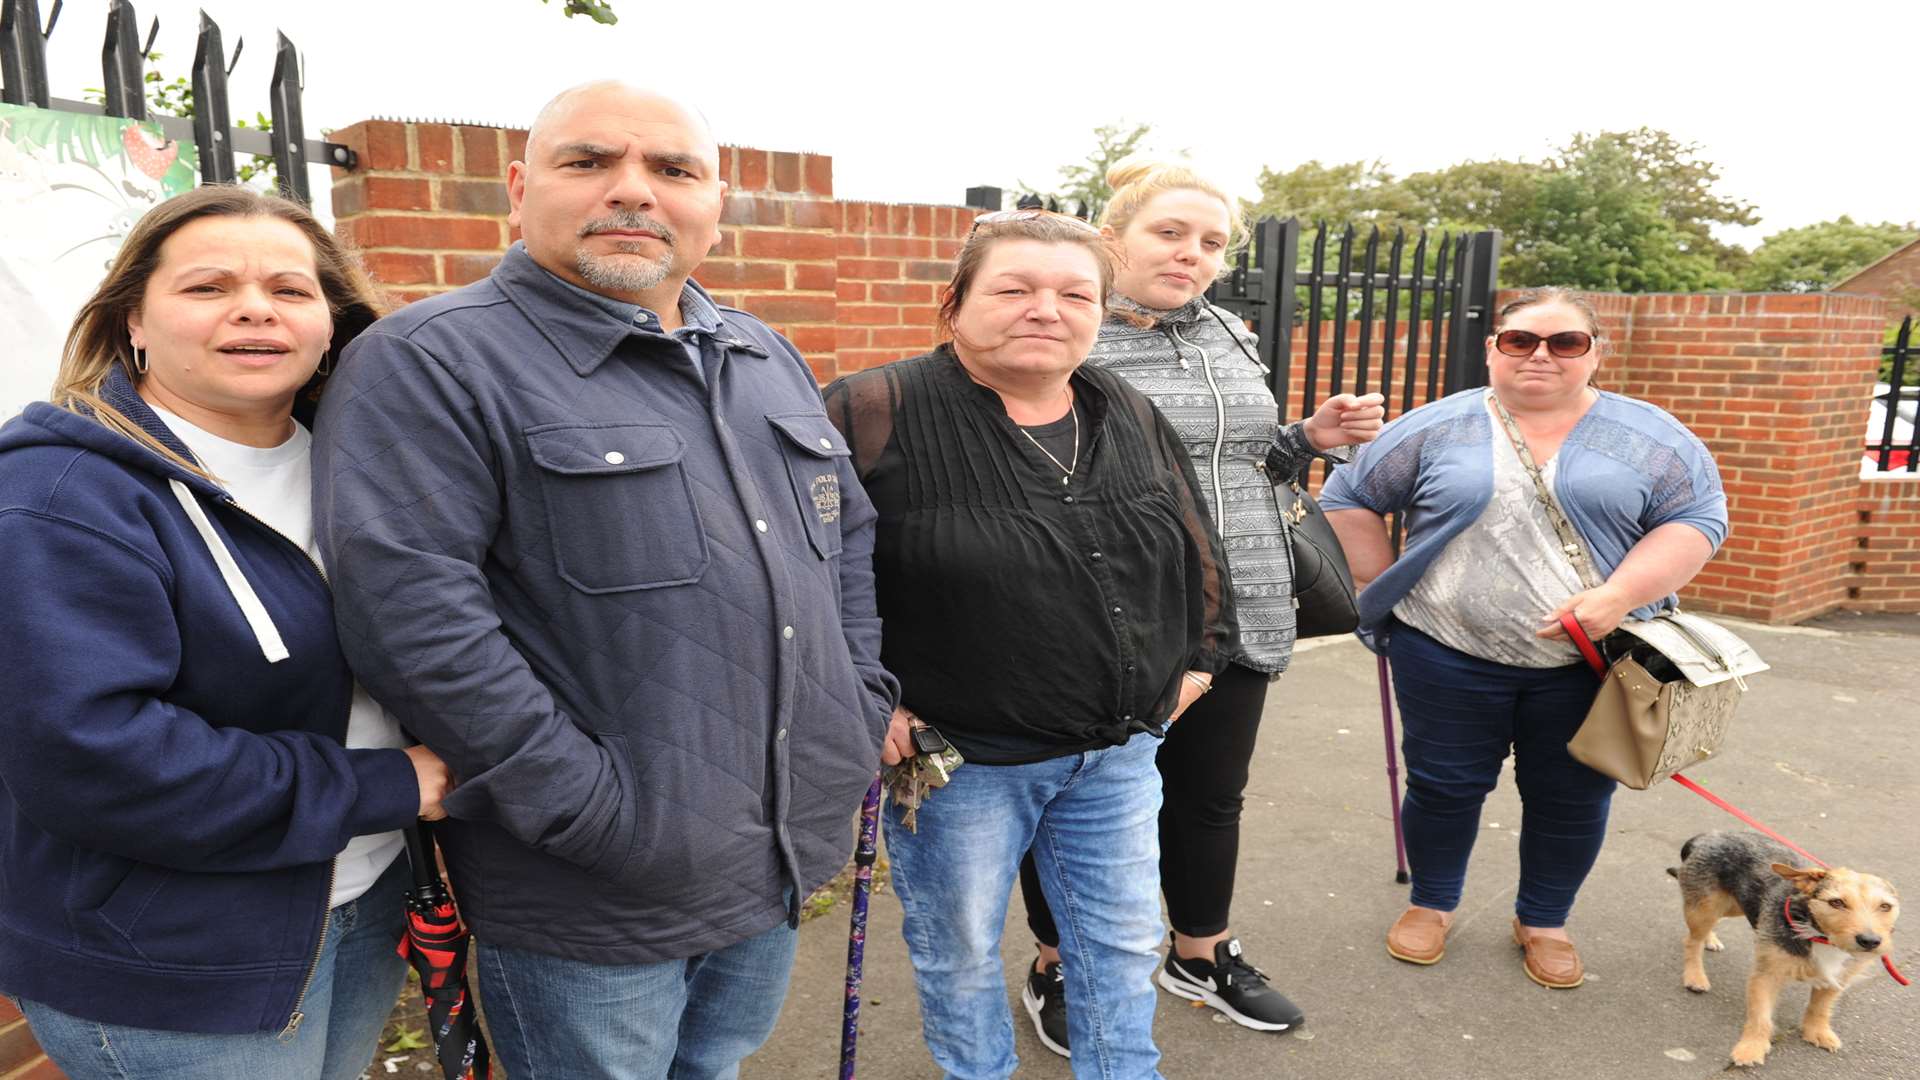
[385,1027,431,1053]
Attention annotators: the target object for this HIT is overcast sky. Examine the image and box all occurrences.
[38,0,1918,248]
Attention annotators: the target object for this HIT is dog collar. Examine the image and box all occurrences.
[1784,898,1909,987]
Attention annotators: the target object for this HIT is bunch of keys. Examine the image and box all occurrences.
[883,713,966,832]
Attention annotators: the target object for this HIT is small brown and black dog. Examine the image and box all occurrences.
[1670,830,1900,1067]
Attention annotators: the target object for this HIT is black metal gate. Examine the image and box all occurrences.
[1208,218,1501,425]
[1,0,354,202]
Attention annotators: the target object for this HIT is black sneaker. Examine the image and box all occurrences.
[1156,938,1305,1032]
[1021,959,1071,1058]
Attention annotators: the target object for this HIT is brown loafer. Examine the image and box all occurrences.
[1386,907,1450,965]
[1512,919,1584,988]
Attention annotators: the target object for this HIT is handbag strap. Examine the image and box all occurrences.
[1560,613,1607,677]
[1488,394,1605,592]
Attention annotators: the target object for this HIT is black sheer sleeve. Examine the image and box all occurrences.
[1137,394,1237,674]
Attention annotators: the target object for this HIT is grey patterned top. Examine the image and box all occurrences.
[1084,295,1335,673]
[1393,393,1584,667]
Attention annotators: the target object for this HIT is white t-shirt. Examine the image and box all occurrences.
[152,406,407,909]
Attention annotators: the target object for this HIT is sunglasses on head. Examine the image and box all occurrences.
[968,208,1102,236]
[1494,329,1594,359]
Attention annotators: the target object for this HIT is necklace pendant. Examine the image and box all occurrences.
[1062,475,1071,486]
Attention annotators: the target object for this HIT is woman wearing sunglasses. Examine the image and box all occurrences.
[1013,158,1383,1054]
[823,208,1233,1079]
[1320,288,1727,989]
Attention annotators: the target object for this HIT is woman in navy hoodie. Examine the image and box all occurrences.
[0,185,453,1080]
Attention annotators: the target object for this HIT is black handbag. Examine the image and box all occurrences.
[1263,449,1361,639]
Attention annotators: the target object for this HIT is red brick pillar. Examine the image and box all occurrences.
[1608,293,1889,622]
[328,120,517,305]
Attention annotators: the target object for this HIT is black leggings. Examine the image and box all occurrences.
[1021,662,1271,944]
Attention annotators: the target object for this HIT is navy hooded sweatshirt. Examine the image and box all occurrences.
[0,369,421,1035]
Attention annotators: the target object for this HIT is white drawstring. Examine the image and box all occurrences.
[167,479,290,663]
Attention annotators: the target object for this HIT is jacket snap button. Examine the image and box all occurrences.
[604,451,625,465]
[818,438,833,450]
[755,519,768,533]
[782,626,794,640]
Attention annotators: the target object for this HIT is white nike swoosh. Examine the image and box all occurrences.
[1171,961,1216,992]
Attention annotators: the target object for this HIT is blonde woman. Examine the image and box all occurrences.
[0,185,450,1079]
[1015,160,1384,1052]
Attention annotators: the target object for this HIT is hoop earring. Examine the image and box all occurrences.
[317,350,331,377]
[132,345,148,374]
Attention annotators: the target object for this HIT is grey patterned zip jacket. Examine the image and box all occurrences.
[1085,295,1334,673]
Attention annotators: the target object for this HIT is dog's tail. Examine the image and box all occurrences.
[1667,833,1707,879]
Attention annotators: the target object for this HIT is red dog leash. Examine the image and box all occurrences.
[1561,614,1908,986]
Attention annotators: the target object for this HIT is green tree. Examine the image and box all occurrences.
[1556,129,1755,273]
[1246,158,1419,227]
[1018,121,1154,220]
[1737,217,1917,292]
[1245,128,1756,292]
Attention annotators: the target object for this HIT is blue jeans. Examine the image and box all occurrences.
[20,856,408,1080]
[474,915,797,1080]
[887,730,1165,1080]
[1388,623,1618,926]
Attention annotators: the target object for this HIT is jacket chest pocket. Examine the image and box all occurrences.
[526,422,709,592]
[767,412,852,560]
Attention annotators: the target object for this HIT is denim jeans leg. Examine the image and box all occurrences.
[476,939,686,1080]
[885,756,1058,1080]
[1029,731,1166,1080]
[18,859,409,1080]
[1511,663,1617,927]
[1388,625,1519,912]
[669,918,799,1080]
[319,857,411,1080]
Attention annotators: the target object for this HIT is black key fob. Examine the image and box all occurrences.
[910,723,951,756]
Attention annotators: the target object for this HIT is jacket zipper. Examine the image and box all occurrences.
[206,492,342,1039]
[1170,325,1229,525]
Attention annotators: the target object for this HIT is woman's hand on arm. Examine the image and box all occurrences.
[1303,393,1387,450]
[1326,507,1396,590]
[1536,522,1717,640]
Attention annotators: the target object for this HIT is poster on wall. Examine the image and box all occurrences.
[1,103,198,419]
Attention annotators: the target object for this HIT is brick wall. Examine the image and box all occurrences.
[0,995,57,1078]
[1854,479,1920,612]
[834,201,976,374]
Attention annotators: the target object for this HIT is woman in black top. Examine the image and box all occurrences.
[823,210,1232,1080]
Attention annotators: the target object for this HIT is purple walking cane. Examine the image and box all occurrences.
[840,776,884,1079]
[1377,654,1410,884]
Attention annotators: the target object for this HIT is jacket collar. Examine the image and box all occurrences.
[489,243,762,377]
[1106,292,1211,330]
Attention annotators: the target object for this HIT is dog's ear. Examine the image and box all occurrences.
[1772,862,1828,891]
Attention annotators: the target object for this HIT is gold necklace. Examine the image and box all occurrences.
[1016,388,1079,486]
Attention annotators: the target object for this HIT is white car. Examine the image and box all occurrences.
[1865,383,1917,472]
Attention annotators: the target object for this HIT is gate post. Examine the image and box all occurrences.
[1443,229,1500,393]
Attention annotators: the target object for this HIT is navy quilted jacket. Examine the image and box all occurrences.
[313,245,897,963]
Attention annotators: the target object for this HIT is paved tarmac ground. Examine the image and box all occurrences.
[746,616,1919,1080]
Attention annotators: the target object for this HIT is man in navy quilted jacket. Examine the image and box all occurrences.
[312,81,898,1078]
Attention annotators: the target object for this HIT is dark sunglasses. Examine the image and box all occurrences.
[1495,329,1594,359]
[968,208,1101,236]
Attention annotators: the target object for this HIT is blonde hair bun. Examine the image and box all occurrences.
[1104,154,1171,192]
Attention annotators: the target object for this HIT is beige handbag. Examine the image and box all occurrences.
[1491,396,1767,789]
